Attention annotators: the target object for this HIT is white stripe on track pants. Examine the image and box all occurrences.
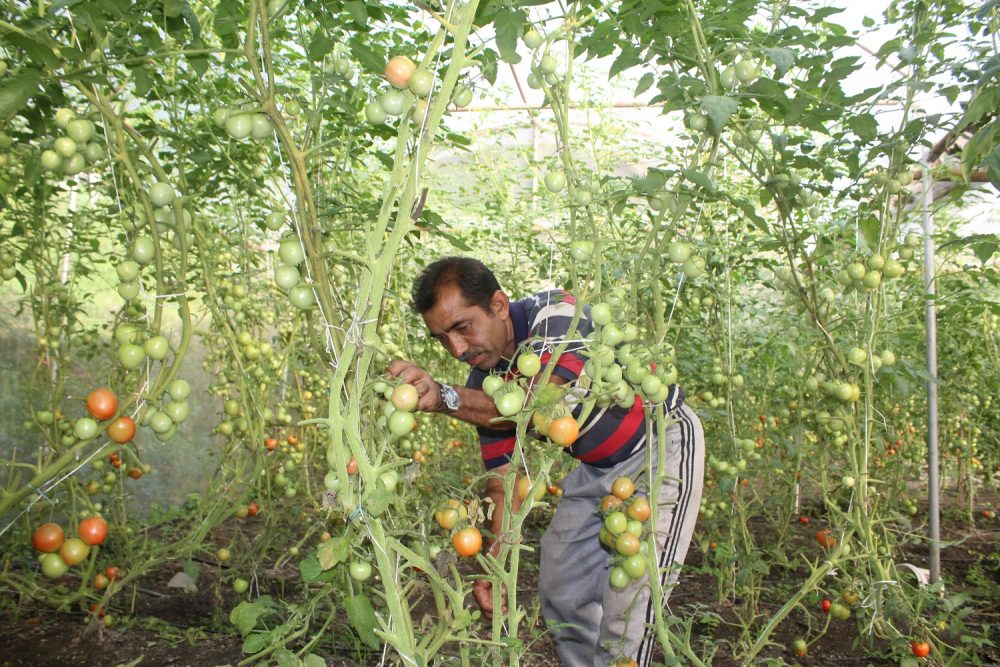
[539,404,705,667]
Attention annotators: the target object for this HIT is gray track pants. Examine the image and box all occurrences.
[539,404,705,667]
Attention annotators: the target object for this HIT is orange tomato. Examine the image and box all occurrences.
[627,497,651,522]
[107,416,136,444]
[86,388,118,421]
[548,415,579,446]
[32,523,65,553]
[600,495,623,512]
[78,516,108,546]
[385,55,416,88]
[265,437,278,451]
[611,477,635,501]
[452,527,482,558]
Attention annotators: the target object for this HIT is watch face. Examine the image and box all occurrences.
[442,385,460,411]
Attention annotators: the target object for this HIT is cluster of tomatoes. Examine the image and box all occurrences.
[371,380,435,463]
[214,107,274,142]
[363,55,473,127]
[31,516,108,579]
[598,477,652,591]
[38,107,102,177]
[433,499,482,558]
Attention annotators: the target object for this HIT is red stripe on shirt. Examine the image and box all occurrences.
[576,396,645,463]
[481,436,515,460]
[539,351,585,376]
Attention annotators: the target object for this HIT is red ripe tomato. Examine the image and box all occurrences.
[815,529,836,549]
[548,416,579,446]
[385,55,416,88]
[78,516,109,546]
[264,437,278,451]
[86,388,118,421]
[911,641,930,658]
[346,457,359,475]
[127,467,143,479]
[32,523,65,553]
[452,527,482,558]
[107,416,136,443]
[798,516,810,524]
[247,501,260,516]
[104,566,120,581]
[821,599,832,613]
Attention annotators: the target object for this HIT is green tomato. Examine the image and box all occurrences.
[517,352,542,378]
[278,237,305,265]
[569,240,595,262]
[388,410,415,436]
[734,60,757,83]
[609,566,630,590]
[148,182,175,207]
[164,401,190,423]
[538,54,557,74]
[622,553,647,578]
[169,379,191,401]
[68,119,95,144]
[495,391,524,417]
[365,100,388,124]
[233,578,249,593]
[131,237,155,265]
[117,281,140,301]
[408,70,434,97]
[288,284,315,310]
[720,66,738,89]
[54,137,77,158]
[40,150,63,171]
[590,303,612,326]
[666,241,692,264]
[452,85,473,108]
[41,553,69,578]
[265,211,286,231]
[225,113,253,140]
[117,343,146,370]
[250,114,273,139]
[349,560,372,581]
[544,171,566,193]
[523,29,544,49]
[604,512,628,536]
[116,260,140,282]
[144,335,170,360]
[482,375,505,397]
[274,265,300,291]
[687,114,708,132]
[380,90,406,116]
[74,418,99,441]
[62,154,85,175]
[379,470,399,493]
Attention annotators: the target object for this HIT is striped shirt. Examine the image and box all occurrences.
[465,290,685,470]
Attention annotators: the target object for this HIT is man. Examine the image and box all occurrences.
[388,256,704,667]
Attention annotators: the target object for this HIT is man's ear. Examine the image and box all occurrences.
[490,290,510,318]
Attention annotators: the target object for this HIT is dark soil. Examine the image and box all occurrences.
[1,507,997,667]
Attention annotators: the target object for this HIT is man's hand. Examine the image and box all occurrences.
[472,579,507,618]
[387,359,444,412]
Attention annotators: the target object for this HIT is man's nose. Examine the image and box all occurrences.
[448,335,468,359]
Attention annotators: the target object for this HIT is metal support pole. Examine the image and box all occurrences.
[920,153,941,584]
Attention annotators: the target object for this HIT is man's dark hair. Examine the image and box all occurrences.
[411,257,501,314]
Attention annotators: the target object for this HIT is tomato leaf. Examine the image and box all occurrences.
[634,72,654,97]
[349,38,382,74]
[345,593,381,649]
[492,7,525,65]
[344,1,369,28]
[700,95,739,133]
[230,596,277,636]
[763,47,795,77]
[317,535,349,571]
[364,486,393,517]
[681,168,716,195]
[0,73,42,120]
[241,631,271,654]
[858,214,881,252]
[304,655,327,667]
[308,28,335,62]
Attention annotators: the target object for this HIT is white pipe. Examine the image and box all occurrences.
[920,152,941,584]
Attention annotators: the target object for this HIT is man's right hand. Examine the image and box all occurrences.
[387,359,444,412]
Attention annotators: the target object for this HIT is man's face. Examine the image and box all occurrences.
[422,283,513,371]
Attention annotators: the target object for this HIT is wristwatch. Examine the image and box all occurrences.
[439,384,461,412]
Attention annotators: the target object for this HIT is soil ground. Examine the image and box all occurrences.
[2,503,998,667]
